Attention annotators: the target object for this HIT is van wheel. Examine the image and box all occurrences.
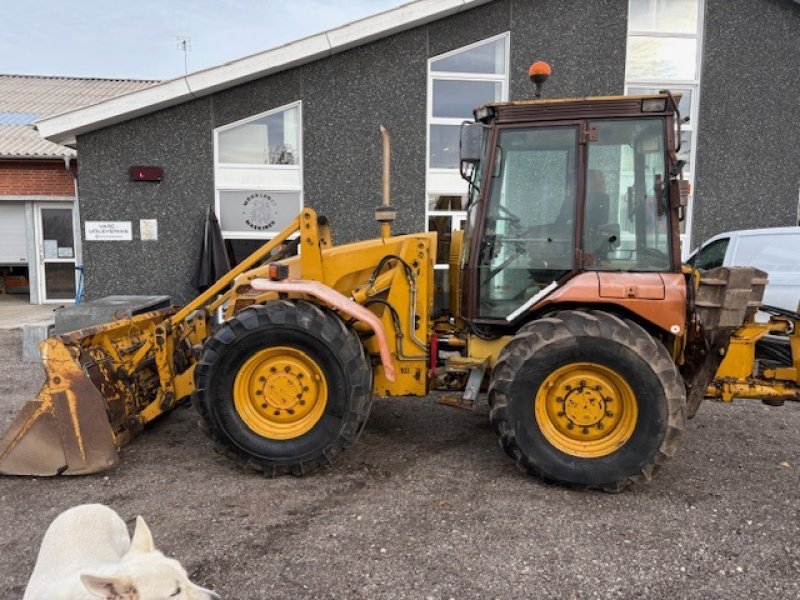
[488,310,686,491]
[193,300,373,476]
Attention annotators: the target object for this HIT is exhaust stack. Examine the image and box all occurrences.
[375,125,397,239]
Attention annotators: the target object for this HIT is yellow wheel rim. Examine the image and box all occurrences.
[534,362,638,458]
[233,346,327,440]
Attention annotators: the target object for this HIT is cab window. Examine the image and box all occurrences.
[583,119,671,271]
[478,126,578,319]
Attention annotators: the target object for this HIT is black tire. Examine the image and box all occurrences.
[755,335,792,366]
[488,310,686,491]
[193,300,373,476]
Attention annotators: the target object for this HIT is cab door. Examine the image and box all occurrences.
[464,123,582,323]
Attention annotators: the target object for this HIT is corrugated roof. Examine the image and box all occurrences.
[0,124,76,157]
[0,75,157,158]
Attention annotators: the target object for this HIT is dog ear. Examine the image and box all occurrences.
[130,515,155,553]
[80,573,131,599]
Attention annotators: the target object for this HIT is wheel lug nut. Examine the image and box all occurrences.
[284,366,291,373]
[579,380,586,387]
[286,408,295,415]
[259,376,266,382]
[256,390,263,395]
[566,422,574,430]
[595,385,602,391]
[597,422,604,430]
[604,397,613,403]
[606,410,614,417]
[565,384,572,390]
[297,373,304,379]
[303,386,309,392]
[270,367,277,373]
[557,411,565,417]
[582,427,589,435]
[261,403,268,409]
[273,410,280,416]
[299,400,306,405]
[556,397,564,403]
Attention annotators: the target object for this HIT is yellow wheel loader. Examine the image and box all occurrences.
[0,80,777,490]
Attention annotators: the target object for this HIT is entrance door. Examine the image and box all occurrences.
[35,204,77,303]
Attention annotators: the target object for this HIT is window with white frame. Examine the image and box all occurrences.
[214,101,303,240]
[427,33,510,311]
[625,0,704,257]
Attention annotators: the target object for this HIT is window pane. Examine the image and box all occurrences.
[629,0,699,34]
[41,208,74,251]
[676,129,692,164]
[432,80,502,119]
[585,119,670,271]
[428,194,466,211]
[428,215,465,266]
[627,36,697,80]
[429,124,461,169]
[218,190,301,233]
[433,269,450,317]
[627,86,692,117]
[218,107,300,165]
[430,38,505,74]
[691,237,729,270]
[479,127,579,318]
[44,263,76,299]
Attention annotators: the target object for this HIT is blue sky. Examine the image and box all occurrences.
[1,1,406,80]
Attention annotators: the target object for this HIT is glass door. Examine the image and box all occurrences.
[475,125,580,321]
[35,204,77,303]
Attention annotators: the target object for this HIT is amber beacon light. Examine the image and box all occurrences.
[529,61,552,98]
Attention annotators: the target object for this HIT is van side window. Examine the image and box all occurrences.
[694,237,729,270]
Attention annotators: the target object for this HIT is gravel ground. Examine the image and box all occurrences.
[1,328,799,599]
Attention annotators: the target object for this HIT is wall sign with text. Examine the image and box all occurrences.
[85,221,133,241]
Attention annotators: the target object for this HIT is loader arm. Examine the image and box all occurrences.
[0,207,433,475]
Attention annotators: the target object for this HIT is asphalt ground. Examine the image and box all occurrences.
[1,327,799,599]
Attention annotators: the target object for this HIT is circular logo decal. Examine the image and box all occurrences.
[242,193,277,231]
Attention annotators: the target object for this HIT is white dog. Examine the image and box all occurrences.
[23,504,220,600]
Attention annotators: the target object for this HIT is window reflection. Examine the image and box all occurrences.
[478,127,578,318]
[584,119,671,271]
[626,37,697,81]
[629,0,699,34]
[218,106,300,165]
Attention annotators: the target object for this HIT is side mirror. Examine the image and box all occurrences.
[459,122,484,164]
[460,121,485,185]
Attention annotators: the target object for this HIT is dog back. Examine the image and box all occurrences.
[23,504,131,600]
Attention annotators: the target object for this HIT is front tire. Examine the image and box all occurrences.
[193,300,373,475]
[488,310,686,491]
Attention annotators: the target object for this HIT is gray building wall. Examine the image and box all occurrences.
[76,0,627,304]
[692,0,800,248]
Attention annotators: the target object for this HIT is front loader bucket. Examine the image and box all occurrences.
[0,338,118,476]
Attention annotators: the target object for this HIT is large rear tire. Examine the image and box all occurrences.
[488,310,686,491]
[193,300,372,475]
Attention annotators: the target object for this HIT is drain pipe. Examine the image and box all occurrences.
[64,153,83,304]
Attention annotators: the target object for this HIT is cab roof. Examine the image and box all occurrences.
[475,93,680,124]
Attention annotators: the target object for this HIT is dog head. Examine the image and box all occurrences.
[80,516,220,600]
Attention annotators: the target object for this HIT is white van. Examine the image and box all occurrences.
[687,226,800,313]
